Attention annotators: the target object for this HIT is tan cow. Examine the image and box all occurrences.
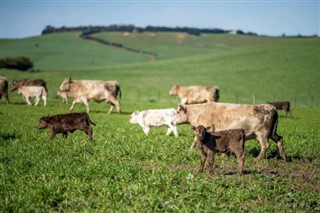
[172,102,286,161]
[169,85,219,104]
[58,78,121,114]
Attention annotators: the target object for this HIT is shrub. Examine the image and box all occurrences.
[0,56,34,71]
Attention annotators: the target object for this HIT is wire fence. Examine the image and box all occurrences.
[132,89,320,108]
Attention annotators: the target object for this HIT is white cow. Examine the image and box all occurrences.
[18,86,47,106]
[129,108,179,137]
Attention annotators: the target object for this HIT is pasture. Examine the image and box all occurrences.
[1,33,320,211]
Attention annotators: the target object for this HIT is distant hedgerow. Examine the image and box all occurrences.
[0,56,34,71]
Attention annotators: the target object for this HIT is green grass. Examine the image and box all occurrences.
[0,33,319,211]
[0,99,319,212]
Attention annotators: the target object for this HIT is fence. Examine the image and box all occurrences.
[130,89,320,108]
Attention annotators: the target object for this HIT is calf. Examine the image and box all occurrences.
[267,101,291,117]
[0,76,9,103]
[18,86,47,106]
[38,112,96,141]
[129,108,179,137]
[193,125,246,175]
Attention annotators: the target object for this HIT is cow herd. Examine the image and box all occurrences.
[0,76,291,175]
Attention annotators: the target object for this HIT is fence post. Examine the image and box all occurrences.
[295,95,297,108]
[311,95,314,108]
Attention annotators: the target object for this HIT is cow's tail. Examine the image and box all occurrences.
[85,113,96,126]
[269,109,279,139]
[117,84,122,100]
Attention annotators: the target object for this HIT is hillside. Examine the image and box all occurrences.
[1,32,280,70]
[1,35,319,107]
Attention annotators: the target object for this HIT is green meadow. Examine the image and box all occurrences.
[0,32,319,211]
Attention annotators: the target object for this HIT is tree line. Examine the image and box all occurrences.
[41,24,257,36]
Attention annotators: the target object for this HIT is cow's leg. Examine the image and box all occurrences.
[62,132,68,139]
[255,135,270,161]
[80,96,90,113]
[42,94,47,106]
[142,126,150,135]
[49,131,57,139]
[235,151,245,175]
[270,133,286,161]
[34,95,40,106]
[82,126,93,141]
[107,104,115,114]
[189,135,197,151]
[25,96,32,106]
[69,100,77,111]
[172,126,179,137]
[106,97,120,114]
[208,151,215,175]
[166,127,172,136]
[199,152,207,173]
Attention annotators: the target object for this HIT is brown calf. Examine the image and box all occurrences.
[267,101,291,117]
[11,79,47,92]
[38,112,96,141]
[193,125,246,175]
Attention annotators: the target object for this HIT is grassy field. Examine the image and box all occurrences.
[0,99,319,212]
[1,33,320,211]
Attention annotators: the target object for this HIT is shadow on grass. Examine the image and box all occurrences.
[0,133,20,141]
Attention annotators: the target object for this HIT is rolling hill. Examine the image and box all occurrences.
[0,32,319,107]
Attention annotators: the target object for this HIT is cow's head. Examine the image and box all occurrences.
[192,125,207,141]
[11,80,19,92]
[58,78,73,92]
[169,85,180,96]
[129,111,141,124]
[38,116,49,129]
[172,105,188,125]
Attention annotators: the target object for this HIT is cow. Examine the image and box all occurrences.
[11,79,47,92]
[38,112,96,141]
[172,102,286,161]
[193,125,246,175]
[169,85,219,104]
[267,101,291,117]
[0,76,9,103]
[58,78,121,114]
[17,86,47,106]
[129,108,179,137]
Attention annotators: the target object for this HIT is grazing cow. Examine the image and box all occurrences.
[172,102,286,161]
[38,112,96,141]
[18,86,47,106]
[267,101,291,117]
[193,125,246,175]
[169,85,219,104]
[58,78,121,114]
[129,108,179,137]
[11,79,47,92]
[0,76,9,103]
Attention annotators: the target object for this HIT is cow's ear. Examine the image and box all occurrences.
[68,78,73,83]
[178,105,187,113]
